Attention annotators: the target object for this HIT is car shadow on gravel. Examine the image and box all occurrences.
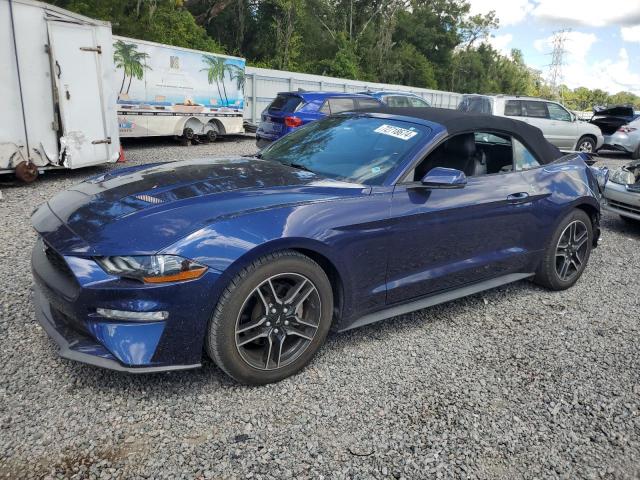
[64,279,541,392]
[602,215,640,236]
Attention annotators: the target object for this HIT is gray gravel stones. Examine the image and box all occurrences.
[1,143,639,479]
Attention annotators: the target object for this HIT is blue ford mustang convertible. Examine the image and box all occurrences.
[31,108,605,384]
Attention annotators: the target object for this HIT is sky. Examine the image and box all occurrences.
[467,0,640,95]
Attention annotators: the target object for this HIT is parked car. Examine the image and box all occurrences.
[362,91,431,108]
[31,108,605,384]
[457,94,604,152]
[255,91,382,147]
[590,106,640,159]
[603,159,640,223]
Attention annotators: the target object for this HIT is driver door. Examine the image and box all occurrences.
[386,133,537,304]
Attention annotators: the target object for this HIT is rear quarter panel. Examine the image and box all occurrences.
[520,155,601,249]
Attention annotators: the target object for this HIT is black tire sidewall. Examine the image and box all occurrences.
[207,253,333,385]
[577,136,596,152]
[536,209,593,290]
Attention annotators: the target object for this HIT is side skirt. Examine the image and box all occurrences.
[340,272,534,332]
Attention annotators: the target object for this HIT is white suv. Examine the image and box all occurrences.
[458,95,604,153]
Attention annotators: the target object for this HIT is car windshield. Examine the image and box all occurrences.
[260,116,429,185]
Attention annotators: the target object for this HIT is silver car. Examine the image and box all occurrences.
[590,106,640,159]
[458,95,604,152]
[603,159,640,223]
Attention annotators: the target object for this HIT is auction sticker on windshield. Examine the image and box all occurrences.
[374,124,418,140]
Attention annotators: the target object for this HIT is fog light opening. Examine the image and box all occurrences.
[96,308,169,321]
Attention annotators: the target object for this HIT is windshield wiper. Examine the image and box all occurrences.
[242,152,263,159]
[288,163,314,173]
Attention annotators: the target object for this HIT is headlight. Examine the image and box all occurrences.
[609,168,636,185]
[95,255,207,283]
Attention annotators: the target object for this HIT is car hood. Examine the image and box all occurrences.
[33,157,367,255]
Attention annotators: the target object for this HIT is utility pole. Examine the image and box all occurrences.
[547,29,570,103]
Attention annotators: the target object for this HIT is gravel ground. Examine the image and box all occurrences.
[0,139,639,480]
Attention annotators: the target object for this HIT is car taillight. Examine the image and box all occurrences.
[284,116,303,128]
[617,126,637,133]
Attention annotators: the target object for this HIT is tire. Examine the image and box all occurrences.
[205,127,218,143]
[534,209,593,290]
[206,251,333,385]
[576,136,596,153]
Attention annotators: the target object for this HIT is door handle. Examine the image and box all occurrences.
[507,192,530,203]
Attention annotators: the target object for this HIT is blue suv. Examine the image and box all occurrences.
[256,91,382,147]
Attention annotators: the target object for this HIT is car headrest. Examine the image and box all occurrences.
[445,133,476,157]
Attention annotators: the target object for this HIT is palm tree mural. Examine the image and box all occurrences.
[228,64,246,93]
[201,55,230,106]
[113,40,150,96]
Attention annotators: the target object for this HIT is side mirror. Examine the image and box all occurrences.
[419,167,467,189]
[570,112,577,122]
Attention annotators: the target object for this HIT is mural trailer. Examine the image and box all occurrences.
[113,36,246,143]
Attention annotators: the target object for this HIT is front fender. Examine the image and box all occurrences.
[162,207,348,285]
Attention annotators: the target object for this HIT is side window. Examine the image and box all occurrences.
[546,102,572,122]
[411,131,513,181]
[319,101,331,114]
[523,101,549,119]
[513,138,540,171]
[355,98,381,109]
[504,100,522,116]
[328,98,355,113]
[408,96,430,107]
[383,96,407,107]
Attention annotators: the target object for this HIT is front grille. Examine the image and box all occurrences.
[43,241,75,281]
[608,199,640,215]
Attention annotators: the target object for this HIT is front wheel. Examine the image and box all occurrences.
[577,136,596,153]
[535,209,593,290]
[206,251,333,385]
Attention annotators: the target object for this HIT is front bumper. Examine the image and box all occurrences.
[603,181,640,220]
[33,287,200,373]
[31,237,221,372]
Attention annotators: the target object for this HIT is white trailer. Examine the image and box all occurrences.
[113,37,245,143]
[1,0,120,182]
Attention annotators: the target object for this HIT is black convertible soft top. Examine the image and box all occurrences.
[361,107,563,164]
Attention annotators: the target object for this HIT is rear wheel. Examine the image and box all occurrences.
[535,209,593,290]
[206,251,333,385]
[205,128,218,142]
[577,136,596,153]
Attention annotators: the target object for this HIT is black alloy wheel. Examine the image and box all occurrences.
[235,273,321,370]
[554,220,589,282]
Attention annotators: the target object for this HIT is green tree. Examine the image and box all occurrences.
[45,0,223,53]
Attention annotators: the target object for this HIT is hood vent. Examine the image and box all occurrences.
[134,194,165,204]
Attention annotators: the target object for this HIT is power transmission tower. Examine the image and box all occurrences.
[547,29,570,103]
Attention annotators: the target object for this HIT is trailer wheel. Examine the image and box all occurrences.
[15,161,38,183]
[181,127,195,146]
[206,128,218,142]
